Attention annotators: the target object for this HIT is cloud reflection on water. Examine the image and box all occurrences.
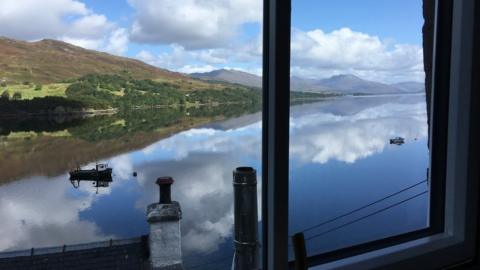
[0,176,113,251]
[0,95,428,257]
[128,95,428,253]
[134,154,238,254]
[290,101,427,164]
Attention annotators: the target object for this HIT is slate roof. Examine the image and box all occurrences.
[0,236,150,270]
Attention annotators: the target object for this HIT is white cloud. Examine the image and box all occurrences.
[133,33,262,74]
[104,28,130,55]
[128,0,262,49]
[135,46,226,72]
[233,32,263,62]
[136,45,188,69]
[194,49,230,65]
[136,50,157,64]
[291,28,424,83]
[132,26,422,83]
[66,14,114,39]
[0,0,129,55]
[177,65,217,74]
[60,28,129,55]
[60,37,104,51]
[0,0,89,40]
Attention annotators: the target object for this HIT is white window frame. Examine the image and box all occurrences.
[316,1,478,268]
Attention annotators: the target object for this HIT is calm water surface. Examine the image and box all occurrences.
[0,94,429,269]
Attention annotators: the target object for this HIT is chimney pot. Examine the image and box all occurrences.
[156,176,174,204]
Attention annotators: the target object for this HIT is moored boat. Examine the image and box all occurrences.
[390,137,405,145]
[69,164,113,180]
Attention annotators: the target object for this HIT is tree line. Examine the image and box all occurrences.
[64,73,261,109]
[0,73,333,115]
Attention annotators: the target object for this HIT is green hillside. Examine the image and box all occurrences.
[0,37,334,116]
[0,37,183,84]
[0,73,261,114]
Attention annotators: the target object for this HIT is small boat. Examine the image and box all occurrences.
[390,137,405,145]
[69,164,113,181]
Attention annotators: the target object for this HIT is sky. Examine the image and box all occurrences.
[0,0,425,83]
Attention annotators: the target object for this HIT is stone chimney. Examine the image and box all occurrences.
[146,177,183,270]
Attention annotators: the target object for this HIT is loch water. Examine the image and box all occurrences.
[0,94,429,269]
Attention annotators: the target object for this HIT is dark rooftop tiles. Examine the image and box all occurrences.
[0,236,150,270]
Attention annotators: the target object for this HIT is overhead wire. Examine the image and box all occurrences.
[304,190,429,242]
[292,179,428,236]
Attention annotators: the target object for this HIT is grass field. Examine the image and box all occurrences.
[4,130,72,139]
[154,77,238,92]
[0,78,230,101]
[1,83,68,100]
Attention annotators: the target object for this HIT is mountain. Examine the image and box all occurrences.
[190,69,262,88]
[0,36,425,95]
[313,74,402,94]
[0,37,183,84]
[390,81,425,93]
[290,76,325,92]
[306,75,425,94]
[190,69,424,94]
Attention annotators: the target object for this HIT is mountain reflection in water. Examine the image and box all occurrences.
[0,95,429,266]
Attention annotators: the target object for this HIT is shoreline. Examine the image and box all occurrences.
[0,108,119,119]
[0,101,258,119]
[0,93,425,119]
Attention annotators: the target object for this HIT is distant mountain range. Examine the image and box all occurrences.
[190,69,425,94]
[0,36,425,95]
[190,69,262,88]
[390,81,426,93]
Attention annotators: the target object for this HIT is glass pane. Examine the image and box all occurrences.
[289,0,430,258]
[0,1,262,269]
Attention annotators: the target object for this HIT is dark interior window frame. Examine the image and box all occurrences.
[294,0,453,266]
[261,0,478,269]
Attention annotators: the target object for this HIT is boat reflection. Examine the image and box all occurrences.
[69,179,113,194]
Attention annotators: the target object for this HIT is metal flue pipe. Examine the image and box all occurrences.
[232,167,259,270]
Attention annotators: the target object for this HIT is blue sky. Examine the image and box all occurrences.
[292,0,424,44]
[0,0,425,83]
